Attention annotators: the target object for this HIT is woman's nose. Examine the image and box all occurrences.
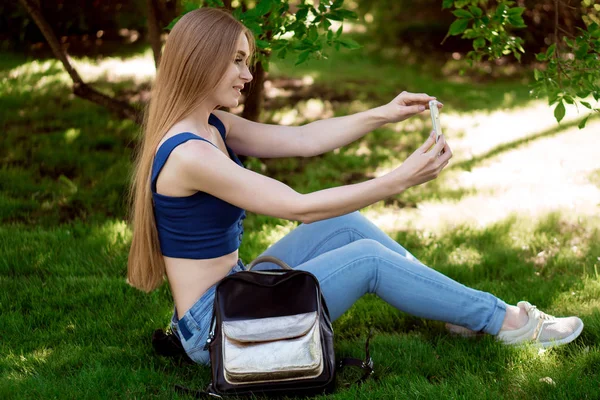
[241,65,253,82]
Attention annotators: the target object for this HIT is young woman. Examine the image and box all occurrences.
[127,8,583,365]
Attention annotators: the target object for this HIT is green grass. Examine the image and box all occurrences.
[1,38,599,399]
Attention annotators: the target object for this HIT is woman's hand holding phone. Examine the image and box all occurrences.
[384,91,442,123]
[388,132,452,191]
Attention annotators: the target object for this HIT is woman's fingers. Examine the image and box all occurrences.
[419,131,436,152]
[429,134,445,156]
[438,140,452,163]
[402,92,435,104]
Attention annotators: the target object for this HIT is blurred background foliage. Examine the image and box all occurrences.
[2,0,595,62]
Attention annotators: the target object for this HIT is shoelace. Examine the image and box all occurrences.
[527,304,556,340]
[528,305,555,321]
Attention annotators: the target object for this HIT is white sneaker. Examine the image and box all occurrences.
[496,301,584,348]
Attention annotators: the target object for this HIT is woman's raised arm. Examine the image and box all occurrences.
[171,132,450,224]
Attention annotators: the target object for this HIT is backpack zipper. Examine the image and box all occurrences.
[203,315,217,351]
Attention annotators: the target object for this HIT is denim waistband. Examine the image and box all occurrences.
[172,259,245,341]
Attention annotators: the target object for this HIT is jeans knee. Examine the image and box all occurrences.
[338,210,365,225]
[349,238,385,256]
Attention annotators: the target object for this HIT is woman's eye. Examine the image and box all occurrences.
[235,59,243,64]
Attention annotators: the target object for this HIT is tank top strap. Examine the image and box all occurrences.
[151,132,218,193]
[208,113,226,140]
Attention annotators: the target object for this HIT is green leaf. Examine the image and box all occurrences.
[233,7,242,19]
[581,101,592,109]
[331,0,344,9]
[246,21,263,36]
[335,9,357,20]
[442,0,454,9]
[296,7,308,21]
[507,7,525,16]
[469,6,483,17]
[308,26,318,42]
[255,0,273,16]
[277,48,287,59]
[294,40,313,51]
[548,92,559,106]
[554,101,566,123]
[324,11,343,21]
[336,24,343,38]
[575,43,589,59]
[536,52,547,61]
[546,43,556,58]
[453,9,472,18]
[327,30,333,41]
[507,15,526,28]
[534,69,543,81]
[449,18,469,36]
[495,3,508,18]
[578,115,589,129]
[294,24,307,38]
[271,40,287,50]
[337,38,361,49]
[295,50,311,65]
[256,39,270,49]
[514,51,521,62]
[473,37,485,49]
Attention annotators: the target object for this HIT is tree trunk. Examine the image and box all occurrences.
[147,0,162,68]
[18,0,141,123]
[241,60,265,122]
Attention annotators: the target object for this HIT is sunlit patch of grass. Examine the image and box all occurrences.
[240,216,299,261]
[588,169,600,189]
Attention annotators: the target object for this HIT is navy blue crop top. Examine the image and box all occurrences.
[151,113,246,259]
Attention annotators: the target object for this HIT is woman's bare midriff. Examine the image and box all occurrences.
[165,250,239,318]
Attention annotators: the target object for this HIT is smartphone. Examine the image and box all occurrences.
[429,100,442,143]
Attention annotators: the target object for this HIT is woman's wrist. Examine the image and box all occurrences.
[379,171,410,197]
[368,105,393,126]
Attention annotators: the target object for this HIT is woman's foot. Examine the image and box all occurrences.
[496,301,584,348]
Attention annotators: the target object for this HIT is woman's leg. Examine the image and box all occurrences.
[257,211,423,267]
[262,237,507,334]
[254,212,583,346]
[254,212,506,334]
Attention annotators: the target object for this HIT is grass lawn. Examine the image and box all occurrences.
[1,36,599,399]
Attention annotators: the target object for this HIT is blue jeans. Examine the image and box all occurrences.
[172,211,507,365]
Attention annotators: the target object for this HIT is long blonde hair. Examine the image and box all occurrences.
[127,8,255,292]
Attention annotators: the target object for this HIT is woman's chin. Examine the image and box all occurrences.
[222,99,238,108]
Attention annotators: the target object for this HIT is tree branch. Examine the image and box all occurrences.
[554,0,564,88]
[17,0,141,123]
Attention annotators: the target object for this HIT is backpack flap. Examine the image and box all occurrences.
[222,311,323,385]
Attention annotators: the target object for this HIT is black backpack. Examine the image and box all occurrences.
[155,256,374,398]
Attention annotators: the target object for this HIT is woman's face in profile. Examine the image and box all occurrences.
[212,32,253,109]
